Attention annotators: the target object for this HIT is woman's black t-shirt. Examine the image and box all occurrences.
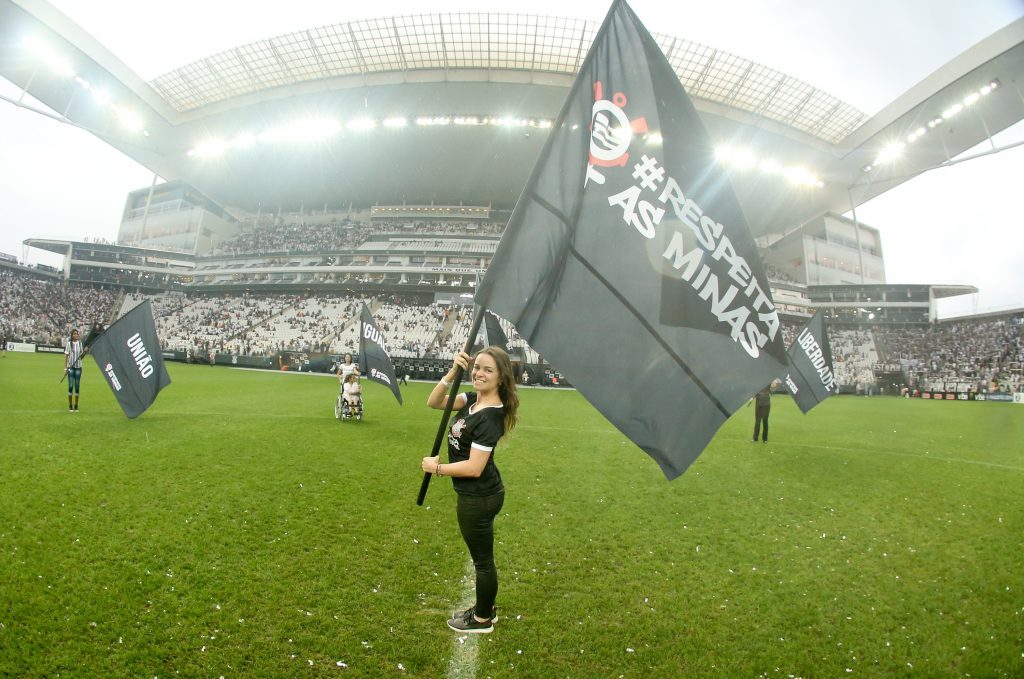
[447,392,505,496]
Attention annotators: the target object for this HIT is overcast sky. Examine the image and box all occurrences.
[1,0,1021,318]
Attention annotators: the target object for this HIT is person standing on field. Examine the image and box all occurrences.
[64,328,86,412]
[422,346,519,634]
[750,380,778,443]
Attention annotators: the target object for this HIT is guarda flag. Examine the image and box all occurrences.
[475,0,787,479]
[784,310,838,414]
[359,303,403,406]
[88,299,171,419]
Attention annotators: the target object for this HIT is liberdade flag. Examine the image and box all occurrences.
[88,299,171,419]
[359,303,403,405]
[784,310,838,414]
[474,0,788,479]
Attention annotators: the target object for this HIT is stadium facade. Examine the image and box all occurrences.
[2,1,1022,382]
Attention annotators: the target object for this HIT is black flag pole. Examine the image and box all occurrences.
[358,311,365,373]
[416,303,486,506]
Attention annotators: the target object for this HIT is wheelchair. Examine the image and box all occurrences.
[335,391,363,421]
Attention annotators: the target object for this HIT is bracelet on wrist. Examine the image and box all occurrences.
[440,378,452,388]
[436,462,443,476]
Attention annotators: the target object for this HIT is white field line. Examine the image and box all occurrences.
[446,558,480,679]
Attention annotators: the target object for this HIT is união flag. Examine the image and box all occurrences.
[89,300,171,419]
[784,310,838,414]
[474,0,788,479]
[359,303,403,405]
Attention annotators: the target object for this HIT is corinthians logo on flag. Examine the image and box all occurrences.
[588,82,648,169]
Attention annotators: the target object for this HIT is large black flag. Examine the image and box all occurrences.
[359,304,403,405]
[784,310,838,414]
[89,300,171,419]
[475,0,788,479]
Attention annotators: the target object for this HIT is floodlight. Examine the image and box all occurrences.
[194,139,227,158]
[231,133,256,149]
[874,142,905,164]
[114,106,144,132]
[383,117,408,128]
[941,103,963,119]
[963,92,980,106]
[90,87,111,106]
[23,36,74,77]
[347,117,376,131]
[783,167,818,186]
[279,117,341,141]
[537,120,553,129]
[730,150,756,169]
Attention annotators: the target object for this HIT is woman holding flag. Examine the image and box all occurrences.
[422,346,519,634]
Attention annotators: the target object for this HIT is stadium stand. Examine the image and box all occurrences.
[875,316,1023,393]
[3,259,1020,395]
[0,268,119,345]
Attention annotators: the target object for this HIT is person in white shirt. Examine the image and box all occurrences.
[64,328,86,412]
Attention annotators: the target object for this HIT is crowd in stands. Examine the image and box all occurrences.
[874,316,1023,393]
[764,264,800,285]
[828,328,879,391]
[209,220,367,256]
[4,266,1021,393]
[208,219,505,257]
[0,269,119,345]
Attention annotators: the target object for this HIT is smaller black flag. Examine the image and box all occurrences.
[89,300,171,419]
[359,304,403,406]
[82,321,106,350]
[477,310,511,353]
[784,310,838,414]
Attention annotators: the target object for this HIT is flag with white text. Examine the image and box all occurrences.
[784,310,837,414]
[474,0,788,479]
[88,300,171,419]
[359,303,403,405]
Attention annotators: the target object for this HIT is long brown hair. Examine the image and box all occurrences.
[475,345,519,434]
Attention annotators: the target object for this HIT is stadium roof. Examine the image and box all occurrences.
[2,0,1023,238]
[148,13,867,145]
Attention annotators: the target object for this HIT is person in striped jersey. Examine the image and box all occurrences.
[64,328,86,412]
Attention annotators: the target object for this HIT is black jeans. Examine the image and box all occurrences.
[456,490,505,615]
[753,405,770,441]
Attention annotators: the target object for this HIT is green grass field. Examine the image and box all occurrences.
[1,351,1021,678]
